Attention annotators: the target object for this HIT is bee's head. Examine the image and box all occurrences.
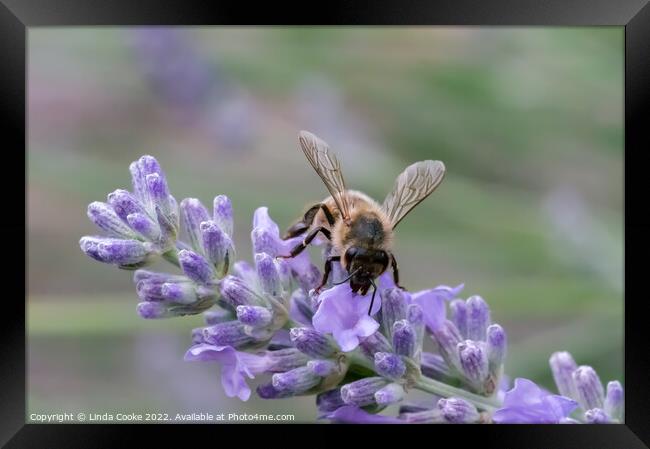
[344,246,389,295]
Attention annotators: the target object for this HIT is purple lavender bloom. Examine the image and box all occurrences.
[290,327,337,358]
[236,305,273,327]
[375,383,405,406]
[327,406,403,424]
[340,377,389,407]
[251,207,311,280]
[272,366,321,395]
[180,198,210,252]
[392,320,416,358]
[604,381,624,422]
[213,195,234,237]
[572,366,605,411]
[87,202,136,238]
[492,378,578,424]
[438,397,480,424]
[184,343,270,401]
[466,295,490,341]
[585,408,611,424]
[178,249,215,285]
[549,351,578,400]
[79,236,154,266]
[374,352,406,380]
[312,283,380,352]
[411,283,464,333]
[317,388,345,414]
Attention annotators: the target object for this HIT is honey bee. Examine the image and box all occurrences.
[278,130,446,314]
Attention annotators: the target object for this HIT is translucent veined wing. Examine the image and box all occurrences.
[382,160,446,229]
[298,130,351,221]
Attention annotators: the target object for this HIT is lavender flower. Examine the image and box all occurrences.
[80,155,179,268]
[492,378,578,424]
[81,154,622,424]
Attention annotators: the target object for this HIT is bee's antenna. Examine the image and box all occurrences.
[333,267,362,286]
[368,279,377,316]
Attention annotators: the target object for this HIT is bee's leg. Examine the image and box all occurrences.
[277,226,332,259]
[390,253,406,290]
[314,255,340,293]
[282,203,334,239]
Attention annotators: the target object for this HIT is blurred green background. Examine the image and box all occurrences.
[27,27,623,422]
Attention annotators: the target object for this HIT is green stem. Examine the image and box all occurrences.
[162,249,180,267]
[414,376,502,412]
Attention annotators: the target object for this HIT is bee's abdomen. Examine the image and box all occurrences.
[346,215,385,246]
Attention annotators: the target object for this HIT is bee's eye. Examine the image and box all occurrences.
[377,251,389,266]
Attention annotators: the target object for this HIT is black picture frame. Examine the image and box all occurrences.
[5,0,649,446]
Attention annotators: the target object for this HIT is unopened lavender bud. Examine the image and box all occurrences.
[467,295,490,341]
[161,282,197,304]
[375,383,405,406]
[179,249,215,285]
[203,320,254,348]
[213,195,233,237]
[129,155,162,202]
[407,303,425,359]
[486,324,507,375]
[126,213,161,241]
[201,220,232,276]
[420,352,453,381]
[251,226,277,256]
[257,382,293,399]
[585,408,611,424]
[458,340,489,387]
[204,308,234,325]
[272,366,321,394]
[359,331,392,359]
[393,319,416,358]
[549,351,578,400]
[316,388,345,413]
[307,360,338,377]
[340,377,389,407]
[87,202,135,238]
[107,189,145,221]
[180,198,210,251]
[438,397,480,424]
[137,301,169,319]
[450,299,468,339]
[236,305,273,327]
[573,366,604,410]
[380,288,407,340]
[374,352,406,380]
[255,252,281,296]
[264,348,311,373]
[80,237,152,265]
[290,327,337,358]
[145,172,170,209]
[220,275,265,307]
[431,320,463,371]
[604,381,624,422]
[296,264,321,293]
[154,204,177,241]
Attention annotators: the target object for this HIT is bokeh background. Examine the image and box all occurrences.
[27,27,623,422]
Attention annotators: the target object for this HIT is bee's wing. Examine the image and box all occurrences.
[298,130,351,221]
[382,160,446,229]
